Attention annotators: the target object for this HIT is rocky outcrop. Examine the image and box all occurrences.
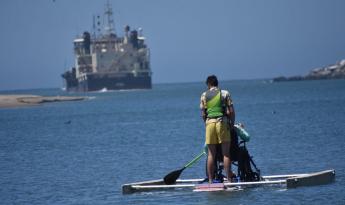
[273,59,345,82]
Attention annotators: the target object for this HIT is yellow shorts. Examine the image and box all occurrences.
[205,121,231,144]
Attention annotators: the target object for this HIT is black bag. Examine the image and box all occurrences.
[230,128,239,162]
[237,143,261,181]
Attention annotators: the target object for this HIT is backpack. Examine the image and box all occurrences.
[230,128,239,162]
[237,142,261,181]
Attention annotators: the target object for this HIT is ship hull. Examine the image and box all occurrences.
[65,73,152,92]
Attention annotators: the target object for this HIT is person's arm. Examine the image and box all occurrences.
[201,109,207,122]
[227,104,235,128]
[225,91,235,128]
[200,93,207,122]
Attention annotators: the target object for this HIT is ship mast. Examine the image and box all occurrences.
[92,15,96,39]
[104,1,115,35]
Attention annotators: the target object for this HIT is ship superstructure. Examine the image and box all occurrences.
[62,2,152,91]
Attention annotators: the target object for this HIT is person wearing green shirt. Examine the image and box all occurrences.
[200,75,235,183]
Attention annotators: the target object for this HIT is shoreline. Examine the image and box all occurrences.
[0,95,87,108]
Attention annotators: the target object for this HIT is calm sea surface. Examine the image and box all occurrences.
[1,80,344,205]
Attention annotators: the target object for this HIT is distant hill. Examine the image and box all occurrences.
[273,59,345,82]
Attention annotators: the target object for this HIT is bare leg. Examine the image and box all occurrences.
[207,144,217,183]
[221,142,232,181]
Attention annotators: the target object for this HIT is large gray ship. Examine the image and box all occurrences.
[62,3,152,92]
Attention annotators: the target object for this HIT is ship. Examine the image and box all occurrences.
[62,2,152,92]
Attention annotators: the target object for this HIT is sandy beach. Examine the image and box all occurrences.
[0,95,87,108]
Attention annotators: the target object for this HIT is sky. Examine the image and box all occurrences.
[0,0,345,90]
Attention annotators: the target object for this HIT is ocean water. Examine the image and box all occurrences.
[0,79,344,205]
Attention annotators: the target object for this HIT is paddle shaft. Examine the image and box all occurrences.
[184,151,206,169]
[163,151,206,185]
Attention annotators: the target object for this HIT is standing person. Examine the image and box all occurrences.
[200,75,235,183]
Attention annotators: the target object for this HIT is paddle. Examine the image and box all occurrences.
[164,151,206,185]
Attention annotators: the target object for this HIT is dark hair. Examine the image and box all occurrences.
[206,75,218,86]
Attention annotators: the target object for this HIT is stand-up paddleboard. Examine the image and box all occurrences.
[122,169,335,194]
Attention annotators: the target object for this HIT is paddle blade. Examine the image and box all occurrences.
[163,168,184,185]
